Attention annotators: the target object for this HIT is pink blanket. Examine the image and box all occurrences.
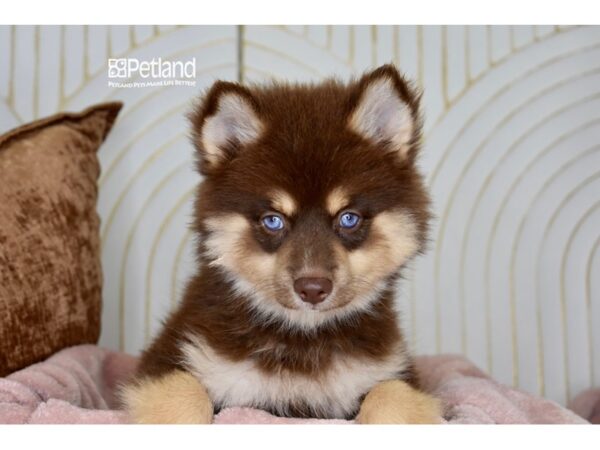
[0,345,592,424]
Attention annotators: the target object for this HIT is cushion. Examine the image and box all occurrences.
[0,102,122,376]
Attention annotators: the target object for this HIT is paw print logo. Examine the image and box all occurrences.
[108,59,127,78]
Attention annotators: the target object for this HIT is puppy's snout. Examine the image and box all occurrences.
[294,277,333,305]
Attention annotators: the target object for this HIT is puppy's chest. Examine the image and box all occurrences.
[181,335,408,419]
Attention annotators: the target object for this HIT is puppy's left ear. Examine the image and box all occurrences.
[348,64,421,162]
[189,81,264,174]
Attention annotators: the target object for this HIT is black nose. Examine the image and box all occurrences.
[293,277,333,305]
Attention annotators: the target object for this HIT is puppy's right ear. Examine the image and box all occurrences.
[189,81,264,174]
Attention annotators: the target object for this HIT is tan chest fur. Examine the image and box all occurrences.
[180,334,409,419]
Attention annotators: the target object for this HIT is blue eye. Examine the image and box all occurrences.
[262,214,285,232]
[339,211,361,229]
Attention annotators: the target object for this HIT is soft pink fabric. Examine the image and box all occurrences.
[0,345,591,424]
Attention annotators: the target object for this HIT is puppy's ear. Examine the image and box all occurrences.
[189,81,264,174]
[348,64,421,161]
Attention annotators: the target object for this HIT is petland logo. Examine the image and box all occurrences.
[107,57,196,88]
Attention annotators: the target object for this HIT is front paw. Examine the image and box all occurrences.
[356,380,441,424]
[121,370,214,424]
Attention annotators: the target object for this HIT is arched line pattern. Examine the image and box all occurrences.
[426,36,599,189]
[100,133,185,242]
[408,29,597,350]
[508,140,600,397]
[428,42,600,355]
[466,69,600,356]
[478,115,600,383]
[115,135,186,350]
[491,119,600,392]
[411,26,559,350]
[504,141,600,395]
[561,198,600,394]
[275,25,361,67]
[243,40,324,77]
[97,63,232,190]
[533,172,600,402]
[453,81,600,370]
[423,26,566,137]
[144,187,196,343]
[586,234,600,386]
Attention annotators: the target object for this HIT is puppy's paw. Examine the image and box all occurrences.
[121,370,213,424]
[356,380,441,424]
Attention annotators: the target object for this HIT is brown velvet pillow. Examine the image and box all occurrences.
[0,102,122,376]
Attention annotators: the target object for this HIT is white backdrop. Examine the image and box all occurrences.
[1,25,599,405]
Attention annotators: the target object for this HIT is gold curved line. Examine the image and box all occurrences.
[430,24,543,132]
[33,25,39,119]
[348,26,355,66]
[371,25,377,67]
[83,25,90,79]
[144,185,196,343]
[485,25,492,67]
[467,108,600,383]
[441,25,449,108]
[98,103,183,189]
[585,234,600,385]
[116,135,186,351]
[490,124,600,391]
[503,139,600,396]
[107,24,113,59]
[172,228,194,308]
[100,131,186,242]
[560,199,600,394]
[392,26,399,67]
[535,172,600,403]
[98,63,233,188]
[417,26,424,87]
[452,77,600,362]
[128,25,135,50]
[238,25,245,83]
[464,25,472,82]
[58,25,66,110]
[431,47,600,355]
[6,25,15,107]
[2,25,19,122]
[425,27,595,174]
[273,25,355,68]
[516,144,600,397]
[242,40,325,77]
[242,66,281,81]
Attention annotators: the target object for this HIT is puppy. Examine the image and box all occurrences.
[121,64,441,424]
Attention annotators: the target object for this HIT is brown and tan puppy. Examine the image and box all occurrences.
[121,64,441,424]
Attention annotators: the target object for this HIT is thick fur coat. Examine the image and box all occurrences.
[121,64,441,424]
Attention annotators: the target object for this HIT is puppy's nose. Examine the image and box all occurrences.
[294,277,333,305]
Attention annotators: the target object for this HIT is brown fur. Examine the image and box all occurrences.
[125,64,437,422]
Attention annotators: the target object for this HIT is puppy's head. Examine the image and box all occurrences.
[189,64,431,329]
